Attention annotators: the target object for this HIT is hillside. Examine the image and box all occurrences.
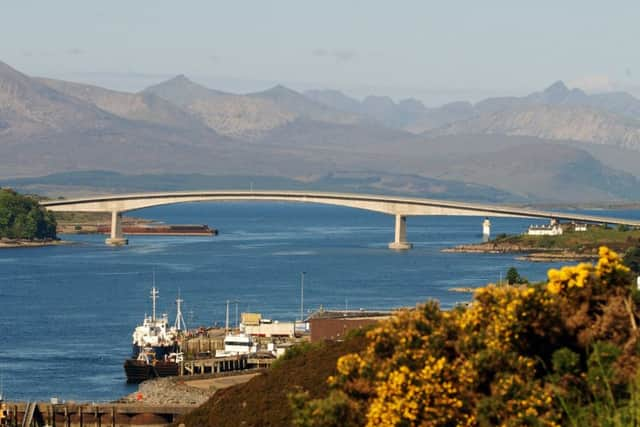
[3,59,640,202]
[175,335,367,427]
[436,104,640,151]
[0,60,117,136]
[143,75,295,139]
[250,85,362,126]
[35,77,208,130]
[307,82,640,149]
[0,170,520,203]
[0,60,234,177]
[144,77,364,140]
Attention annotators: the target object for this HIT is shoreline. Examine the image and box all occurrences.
[442,244,600,262]
[0,239,73,249]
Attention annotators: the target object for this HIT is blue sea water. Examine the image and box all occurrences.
[0,202,637,401]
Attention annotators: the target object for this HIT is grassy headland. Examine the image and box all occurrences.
[446,225,640,261]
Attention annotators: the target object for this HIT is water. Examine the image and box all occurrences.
[0,202,637,401]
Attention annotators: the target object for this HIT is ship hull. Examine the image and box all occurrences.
[132,344,178,359]
[124,359,180,384]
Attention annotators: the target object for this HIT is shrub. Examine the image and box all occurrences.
[294,247,640,426]
[0,189,56,239]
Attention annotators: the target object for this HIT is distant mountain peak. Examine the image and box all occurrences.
[161,74,201,88]
[260,84,299,97]
[543,80,569,96]
[171,74,190,82]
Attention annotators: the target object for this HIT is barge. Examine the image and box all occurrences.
[98,224,217,236]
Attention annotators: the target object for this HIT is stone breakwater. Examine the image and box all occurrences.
[118,377,213,406]
[117,372,261,407]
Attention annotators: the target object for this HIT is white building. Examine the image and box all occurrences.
[527,222,563,236]
[243,321,296,338]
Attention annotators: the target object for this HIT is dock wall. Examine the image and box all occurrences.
[2,402,192,427]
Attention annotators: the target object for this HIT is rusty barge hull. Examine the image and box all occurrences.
[97,224,217,236]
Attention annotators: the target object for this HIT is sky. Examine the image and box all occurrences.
[1,1,639,105]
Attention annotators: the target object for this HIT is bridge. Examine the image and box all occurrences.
[41,190,640,249]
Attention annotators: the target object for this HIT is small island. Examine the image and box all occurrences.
[0,188,59,248]
[445,221,640,262]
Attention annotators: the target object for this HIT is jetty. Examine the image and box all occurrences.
[1,401,192,427]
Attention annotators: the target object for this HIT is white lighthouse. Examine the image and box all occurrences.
[482,218,491,239]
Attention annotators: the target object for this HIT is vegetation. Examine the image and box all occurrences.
[624,246,640,274]
[0,188,56,239]
[52,211,110,224]
[491,227,640,254]
[175,336,367,427]
[293,247,640,426]
[506,266,528,284]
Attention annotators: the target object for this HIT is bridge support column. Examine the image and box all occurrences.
[105,211,128,246]
[388,214,412,250]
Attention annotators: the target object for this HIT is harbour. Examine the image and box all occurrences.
[1,202,639,403]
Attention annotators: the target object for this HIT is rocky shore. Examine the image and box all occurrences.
[443,242,599,262]
[117,373,261,407]
[117,377,214,406]
[0,238,71,249]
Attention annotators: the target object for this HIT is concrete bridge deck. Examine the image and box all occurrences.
[41,190,640,249]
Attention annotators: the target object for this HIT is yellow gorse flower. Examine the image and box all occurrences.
[299,247,632,427]
[546,246,629,295]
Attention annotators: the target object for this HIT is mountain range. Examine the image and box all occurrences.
[2,59,640,202]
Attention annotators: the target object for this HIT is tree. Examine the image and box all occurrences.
[0,189,57,240]
[506,266,526,284]
[624,246,640,274]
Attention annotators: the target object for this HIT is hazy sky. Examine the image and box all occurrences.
[2,1,639,105]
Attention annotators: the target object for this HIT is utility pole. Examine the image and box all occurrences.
[300,272,306,322]
[225,300,230,334]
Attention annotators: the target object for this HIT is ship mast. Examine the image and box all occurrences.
[174,290,187,331]
[150,277,159,321]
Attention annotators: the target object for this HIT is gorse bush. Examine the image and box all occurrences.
[293,247,640,427]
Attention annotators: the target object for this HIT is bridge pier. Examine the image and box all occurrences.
[105,211,128,246]
[389,214,412,250]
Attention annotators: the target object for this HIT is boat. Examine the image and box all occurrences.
[123,285,186,383]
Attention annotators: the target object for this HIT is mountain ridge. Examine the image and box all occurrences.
[2,59,640,202]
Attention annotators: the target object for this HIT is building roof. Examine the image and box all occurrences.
[307,309,392,321]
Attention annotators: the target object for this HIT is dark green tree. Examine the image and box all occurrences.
[624,246,640,274]
[506,267,523,285]
[0,189,57,240]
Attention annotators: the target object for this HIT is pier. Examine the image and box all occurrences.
[1,401,192,427]
[180,354,275,376]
